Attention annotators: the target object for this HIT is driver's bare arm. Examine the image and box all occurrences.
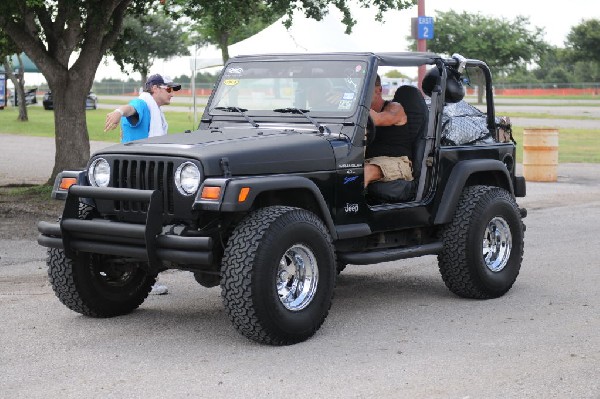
[369,101,407,126]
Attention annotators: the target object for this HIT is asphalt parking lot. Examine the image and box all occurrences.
[1,133,599,398]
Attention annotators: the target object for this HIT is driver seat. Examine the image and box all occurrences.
[367,85,428,203]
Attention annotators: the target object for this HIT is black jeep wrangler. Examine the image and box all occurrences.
[38,52,526,345]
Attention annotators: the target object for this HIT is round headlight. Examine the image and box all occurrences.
[88,158,110,187]
[175,162,201,195]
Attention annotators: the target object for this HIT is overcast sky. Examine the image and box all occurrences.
[25,0,600,84]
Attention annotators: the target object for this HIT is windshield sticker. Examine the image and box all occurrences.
[226,67,243,74]
[342,92,355,100]
[337,100,353,110]
[355,65,362,73]
[223,79,239,86]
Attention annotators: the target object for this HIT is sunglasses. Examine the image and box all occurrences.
[159,85,173,93]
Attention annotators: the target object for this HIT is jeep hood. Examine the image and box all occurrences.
[94,127,337,176]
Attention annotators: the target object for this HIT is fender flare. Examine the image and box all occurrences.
[196,176,338,240]
[434,159,513,225]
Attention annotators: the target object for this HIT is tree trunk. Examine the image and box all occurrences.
[477,84,484,105]
[15,54,28,121]
[219,33,230,63]
[140,67,148,90]
[472,69,485,105]
[46,75,93,185]
[2,58,28,121]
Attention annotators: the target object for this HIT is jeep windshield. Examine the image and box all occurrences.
[209,59,369,118]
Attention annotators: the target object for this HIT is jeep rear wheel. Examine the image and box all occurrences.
[221,206,336,345]
[438,185,524,299]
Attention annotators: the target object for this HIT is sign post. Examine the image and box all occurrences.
[412,0,434,91]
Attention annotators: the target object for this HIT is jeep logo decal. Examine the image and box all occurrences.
[344,203,359,213]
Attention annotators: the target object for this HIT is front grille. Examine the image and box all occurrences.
[112,159,175,214]
[88,155,200,222]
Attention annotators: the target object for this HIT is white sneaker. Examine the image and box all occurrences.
[150,282,168,295]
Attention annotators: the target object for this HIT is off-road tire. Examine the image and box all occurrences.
[47,204,156,317]
[221,206,336,345]
[438,185,524,299]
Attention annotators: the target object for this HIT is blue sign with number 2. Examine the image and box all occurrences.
[418,16,434,40]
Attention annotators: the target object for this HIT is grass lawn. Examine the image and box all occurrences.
[507,112,600,121]
[1,104,599,163]
[0,106,201,142]
[496,94,600,101]
[511,127,600,163]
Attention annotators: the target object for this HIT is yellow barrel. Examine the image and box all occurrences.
[522,129,559,182]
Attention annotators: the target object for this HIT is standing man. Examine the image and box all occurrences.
[104,74,181,141]
[364,74,411,187]
[104,74,181,295]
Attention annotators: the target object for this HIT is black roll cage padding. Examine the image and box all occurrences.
[443,57,496,131]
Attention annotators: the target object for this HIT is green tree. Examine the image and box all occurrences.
[385,69,411,79]
[531,47,572,84]
[417,10,548,75]
[174,0,416,63]
[566,19,600,64]
[572,61,600,83]
[181,2,282,63]
[0,33,28,121]
[0,0,155,184]
[410,10,548,102]
[111,13,190,85]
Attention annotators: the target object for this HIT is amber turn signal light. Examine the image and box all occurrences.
[238,187,250,202]
[201,186,221,200]
[59,177,78,190]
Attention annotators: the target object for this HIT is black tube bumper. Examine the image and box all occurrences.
[37,185,213,272]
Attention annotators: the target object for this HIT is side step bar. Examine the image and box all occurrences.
[338,242,443,265]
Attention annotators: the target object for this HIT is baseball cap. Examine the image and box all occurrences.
[145,74,181,91]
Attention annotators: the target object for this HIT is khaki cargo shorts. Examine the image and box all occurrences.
[366,156,413,182]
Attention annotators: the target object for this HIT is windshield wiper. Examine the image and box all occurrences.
[273,107,331,134]
[214,106,259,128]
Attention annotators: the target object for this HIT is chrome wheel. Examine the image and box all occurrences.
[483,216,512,272]
[276,244,319,311]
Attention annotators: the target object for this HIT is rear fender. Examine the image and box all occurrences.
[434,159,513,225]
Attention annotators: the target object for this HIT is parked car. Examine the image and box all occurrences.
[43,91,98,110]
[10,88,37,106]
